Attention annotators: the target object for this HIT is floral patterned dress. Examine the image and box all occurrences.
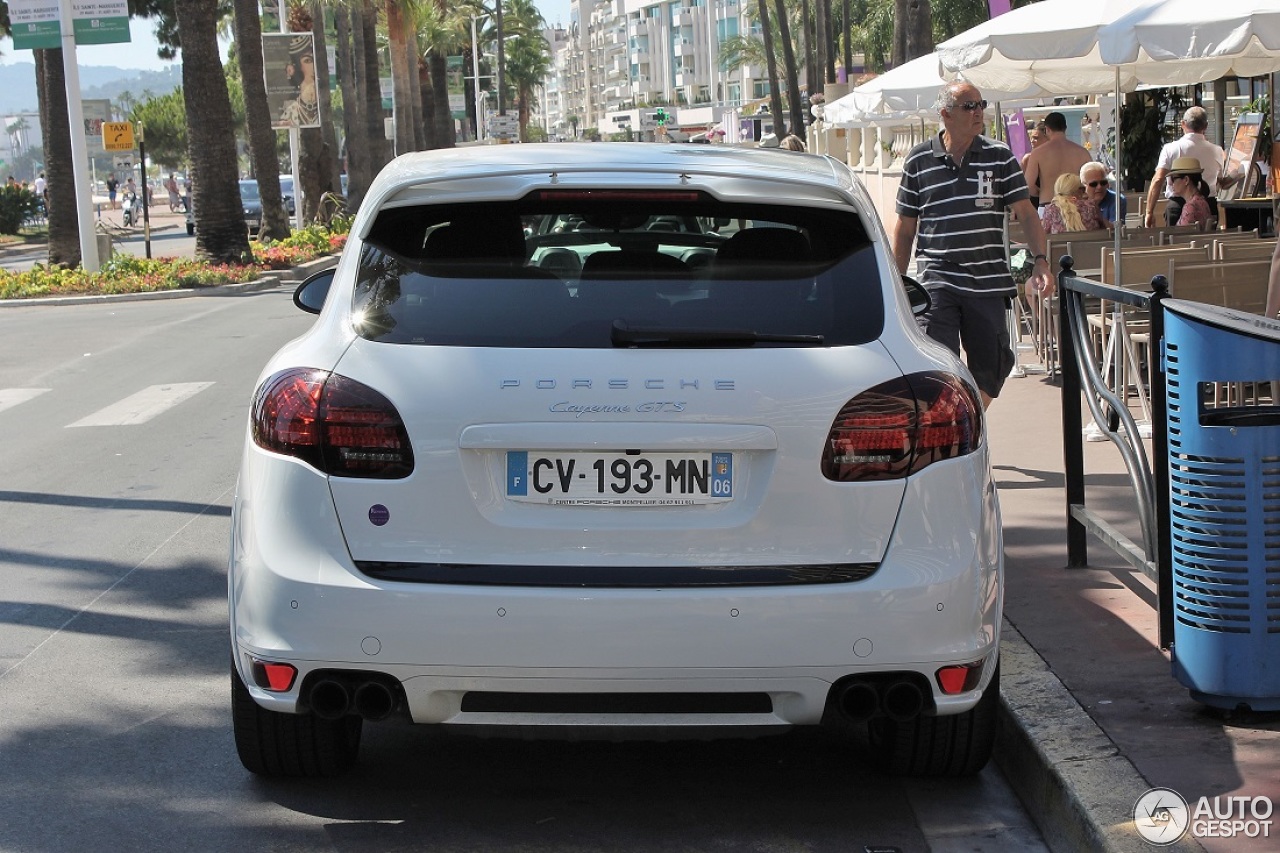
[1177,193,1212,231]
[1040,197,1105,235]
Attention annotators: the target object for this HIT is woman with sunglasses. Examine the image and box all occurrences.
[1166,157,1213,232]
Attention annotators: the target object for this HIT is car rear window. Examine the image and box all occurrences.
[352,194,884,348]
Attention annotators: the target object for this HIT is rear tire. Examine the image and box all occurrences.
[231,662,362,777]
[867,662,999,777]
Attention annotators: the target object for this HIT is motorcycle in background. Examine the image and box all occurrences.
[121,191,143,227]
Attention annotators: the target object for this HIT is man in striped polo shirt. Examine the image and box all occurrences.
[893,82,1051,407]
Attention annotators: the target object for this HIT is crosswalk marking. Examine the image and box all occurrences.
[0,388,51,414]
[66,382,216,428]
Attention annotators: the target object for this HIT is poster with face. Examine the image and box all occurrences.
[263,32,321,129]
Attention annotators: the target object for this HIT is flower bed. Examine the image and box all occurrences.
[0,216,352,301]
[0,255,260,300]
[251,223,349,269]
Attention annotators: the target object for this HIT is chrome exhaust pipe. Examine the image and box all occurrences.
[837,681,881,722]
[353,680,396,721]
[882,680,925,722]
[309,679,351,720]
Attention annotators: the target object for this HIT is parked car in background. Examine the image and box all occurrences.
[241,177,297,234]
[230,144,1003,779]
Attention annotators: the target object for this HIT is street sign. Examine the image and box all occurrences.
[103,121,134,151]
[639,109,674,130]
[8,0,131,49]
[487,113,519,139]
[113,154,133,170]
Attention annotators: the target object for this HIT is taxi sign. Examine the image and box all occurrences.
[103,121,134,151]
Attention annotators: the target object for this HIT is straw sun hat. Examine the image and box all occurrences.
[1167,156,1204,177]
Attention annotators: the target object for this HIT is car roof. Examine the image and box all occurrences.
[373,144,847,194]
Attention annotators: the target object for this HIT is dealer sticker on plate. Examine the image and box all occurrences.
[506,451,733,505]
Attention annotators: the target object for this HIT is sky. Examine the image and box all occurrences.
[538,0,572,30]
[1,5,572,73]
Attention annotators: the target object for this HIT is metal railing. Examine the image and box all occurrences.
[1056,256,1175,648]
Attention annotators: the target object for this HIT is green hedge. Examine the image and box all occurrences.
[0,185,40,234]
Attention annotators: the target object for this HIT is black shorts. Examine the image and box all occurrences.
[923,288,1015,400]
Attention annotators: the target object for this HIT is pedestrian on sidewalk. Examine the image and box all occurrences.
[106,175,119,210]
[892,81,1052,409]
[165,173,181,212]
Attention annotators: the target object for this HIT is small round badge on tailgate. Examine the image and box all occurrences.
[368,504,390,526]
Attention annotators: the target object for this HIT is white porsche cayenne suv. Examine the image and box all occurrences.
[230,144,1003,778]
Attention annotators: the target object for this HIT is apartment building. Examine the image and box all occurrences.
[545,0,769,139]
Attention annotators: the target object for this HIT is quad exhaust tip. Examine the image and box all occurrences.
[307,675,401,721]
[834,676,927,722]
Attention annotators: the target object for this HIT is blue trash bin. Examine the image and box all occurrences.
[1163,299,1280,711]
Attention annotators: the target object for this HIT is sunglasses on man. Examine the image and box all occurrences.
[952,100,988,112]
[1086,180,1109,188]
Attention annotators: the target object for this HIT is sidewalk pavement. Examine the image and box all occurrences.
[989,351,1280,852]
[0,205,188,262]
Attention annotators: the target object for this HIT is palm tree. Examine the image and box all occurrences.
[116,90,136,119]
[386,0,420,155]
[233,0,290,240]
[772,0,804,140]
[175,0,251,262]
[814,0,830,86]
[724,3,788,137]
[501,0,547,141]
[36,49,80,267]
[412,1,461,149]
[6,117,30,157]
[893,0,933,65]
[305,3,346,219]
[353,1,390,197]
[334,6,367,200]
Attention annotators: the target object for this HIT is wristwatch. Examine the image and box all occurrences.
[1033,254,1048,264]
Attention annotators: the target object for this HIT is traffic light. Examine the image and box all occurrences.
[655,108,668,127]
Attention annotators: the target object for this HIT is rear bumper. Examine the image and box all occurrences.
[230,450,1002,728]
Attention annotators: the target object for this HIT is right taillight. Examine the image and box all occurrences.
[821,372,982,481]
[251,368,414,479]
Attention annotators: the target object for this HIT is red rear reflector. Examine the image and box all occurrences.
[252,368,414,478]
[821,372,982,481]
[936,662,984,695]
[250,660,298,692]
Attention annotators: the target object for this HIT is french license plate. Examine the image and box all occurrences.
[506,451,733,506]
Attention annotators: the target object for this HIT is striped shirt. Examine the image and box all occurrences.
[896,132,1028,298]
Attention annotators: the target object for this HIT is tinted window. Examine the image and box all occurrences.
[353,197,884,348]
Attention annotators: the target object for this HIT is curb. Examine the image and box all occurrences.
[277,254,340,282]
[997,620,1205,853]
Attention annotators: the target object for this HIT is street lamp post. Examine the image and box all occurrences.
[495,0,505,115]
[471,16,486,140]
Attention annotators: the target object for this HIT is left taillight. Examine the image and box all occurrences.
[251,368,414,479]
[821,371,982,482]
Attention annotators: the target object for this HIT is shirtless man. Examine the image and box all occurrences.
[1020,122,1047,205]
[1021,112,1092,212]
